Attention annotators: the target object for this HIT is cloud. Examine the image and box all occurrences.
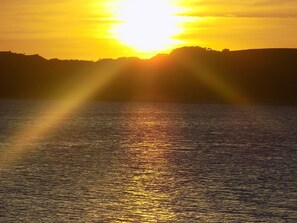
[0,0,114,39]
[180,0,297,18]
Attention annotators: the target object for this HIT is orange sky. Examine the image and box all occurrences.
[1,0,297,60]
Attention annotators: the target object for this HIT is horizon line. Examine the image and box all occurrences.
[1,46,297,62]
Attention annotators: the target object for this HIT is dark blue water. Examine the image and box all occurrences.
[0,100,297,222]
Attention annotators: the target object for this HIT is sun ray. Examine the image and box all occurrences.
[0,61,126,169]
[177,55,249,104]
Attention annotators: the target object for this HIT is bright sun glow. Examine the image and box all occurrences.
[110,0,184,54]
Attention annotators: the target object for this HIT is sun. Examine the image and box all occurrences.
[110,0,183,54]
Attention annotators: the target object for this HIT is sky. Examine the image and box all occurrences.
[0,0,297,60]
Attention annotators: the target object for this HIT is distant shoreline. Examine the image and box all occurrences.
[1,47,297,105]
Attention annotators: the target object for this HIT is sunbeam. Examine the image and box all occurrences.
[178,56,249,104]
[0,61,126,169]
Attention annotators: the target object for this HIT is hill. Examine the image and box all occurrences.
[1,47,297,104]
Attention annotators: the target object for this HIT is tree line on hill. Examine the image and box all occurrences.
[0,47,297,104]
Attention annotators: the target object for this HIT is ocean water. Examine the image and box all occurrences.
[0,100,297,222]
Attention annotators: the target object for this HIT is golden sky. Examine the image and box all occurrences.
[1,0,297,60]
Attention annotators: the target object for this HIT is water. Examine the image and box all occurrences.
[0,100,297,222]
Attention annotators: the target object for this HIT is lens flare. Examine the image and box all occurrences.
[0,62,126,169]
[178,56,249,104]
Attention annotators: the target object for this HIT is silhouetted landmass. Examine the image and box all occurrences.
[1,47,297,104]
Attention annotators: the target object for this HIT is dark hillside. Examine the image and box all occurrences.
[0,47,297,104]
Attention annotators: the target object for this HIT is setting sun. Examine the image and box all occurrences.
[1,0,297,222]
[110,0,183,54]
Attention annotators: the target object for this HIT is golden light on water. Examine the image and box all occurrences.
[118,105,179,221]
[109,0,185,55]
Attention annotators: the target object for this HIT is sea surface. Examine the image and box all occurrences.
[0,100,297,222]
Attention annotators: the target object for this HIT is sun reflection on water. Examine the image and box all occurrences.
[117,104,180,222]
